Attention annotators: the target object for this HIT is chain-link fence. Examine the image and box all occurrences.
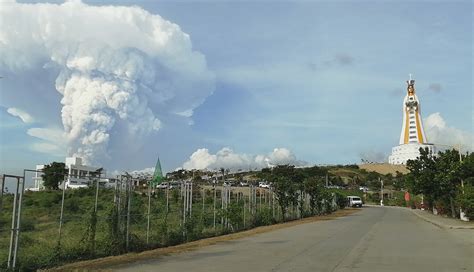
[2,173,329,271]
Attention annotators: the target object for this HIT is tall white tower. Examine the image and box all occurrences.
[389,77,435,164]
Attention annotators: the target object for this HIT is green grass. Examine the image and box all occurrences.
[0,187,284,271]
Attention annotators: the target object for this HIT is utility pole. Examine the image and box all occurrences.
[380,177,384,206]
[458,146,469,221]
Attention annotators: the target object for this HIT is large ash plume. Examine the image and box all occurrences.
[0,0,215,164]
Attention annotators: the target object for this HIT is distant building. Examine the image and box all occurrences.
[30,164,46,191]
[31,157,107,190]
[65,157,102,189]
[388,77,436,165]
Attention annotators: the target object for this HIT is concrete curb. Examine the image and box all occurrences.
[410,209,474,230]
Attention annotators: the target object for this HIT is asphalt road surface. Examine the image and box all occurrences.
[115,207,473,272]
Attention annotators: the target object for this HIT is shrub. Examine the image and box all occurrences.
[168,228,185,246]
[334,192,347,209]
[21,218,36,232]
[253,207,274,227]
[457,183,474,219]
[65,197,80,213]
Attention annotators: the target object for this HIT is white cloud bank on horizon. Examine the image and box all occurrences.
[0,1,215,164]
[424,112,473,151]
[182,147,307,170]
[6,107,34,123]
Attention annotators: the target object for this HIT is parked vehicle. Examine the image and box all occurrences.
[169,181,180,189]
[347,196,363,207]
[156,182,169,189]
[259,182,270,189]
[239,181,249,187]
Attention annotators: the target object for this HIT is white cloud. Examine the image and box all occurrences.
[6,107,34,123]
[182,147,307,170]
[30,143,64,156]
[27,127,65,144]
[424,112,473,151]
[27,127,66,156]
[0,1,215,165]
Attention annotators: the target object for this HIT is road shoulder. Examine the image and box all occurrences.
[410,208,474,230]
[44,208,360,271]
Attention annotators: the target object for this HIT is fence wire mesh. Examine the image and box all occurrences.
[1,179,316,271]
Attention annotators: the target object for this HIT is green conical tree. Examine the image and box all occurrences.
[152,157,164,186]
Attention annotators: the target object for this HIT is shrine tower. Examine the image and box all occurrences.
[388,76,435,164]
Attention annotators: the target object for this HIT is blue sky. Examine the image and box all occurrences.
[0,0,472,175]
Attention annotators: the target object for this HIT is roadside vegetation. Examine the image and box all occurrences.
[405,148,474,219]
[0,164,365,271]
[3,153,471,271]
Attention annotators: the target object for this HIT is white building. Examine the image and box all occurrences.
[30,164,46,191]
[65,157,103,189]
[389,77,436,164]
[31,157,107,190]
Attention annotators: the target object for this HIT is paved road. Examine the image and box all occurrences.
[115,207,473,272]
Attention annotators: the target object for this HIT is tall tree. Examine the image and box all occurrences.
[434,149,462,218]
[42,162,67,190]
[262,165,301,221]
[405,147,439,210]
[151,157,164,186]
[304,176,324,215]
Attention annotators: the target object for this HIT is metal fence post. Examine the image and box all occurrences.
[213,184,216,229]
[94,176,100,213]
[243,193,246,228]
[7,177,20,269]
[126,177,131,251]
[146,181,152,245]
[202,187,205,214]
[12,174,26,268]
[166,186,169,213]
[57,176,67,249]
[0,175,4,214]
[189,182,193,217]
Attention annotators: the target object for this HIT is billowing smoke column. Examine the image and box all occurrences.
[0,1,215,164]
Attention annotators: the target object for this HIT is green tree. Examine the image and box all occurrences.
[457,179,474,219]
[392,171,405,190]
[365,171,382,191]
[304,176,324,215]
[459,152,474,179]
[262,165,301,221]
[405,148,439,210]
[434,149,462,218]
[273,176,293,221]
[42,162,67,190]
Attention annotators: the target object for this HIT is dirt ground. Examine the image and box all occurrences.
[45,209,360,272]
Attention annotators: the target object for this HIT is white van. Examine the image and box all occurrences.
[347,196,363,208]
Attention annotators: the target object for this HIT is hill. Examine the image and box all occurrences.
[359,163,409,175]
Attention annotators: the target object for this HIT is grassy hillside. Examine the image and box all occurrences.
[359,163,409,175]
